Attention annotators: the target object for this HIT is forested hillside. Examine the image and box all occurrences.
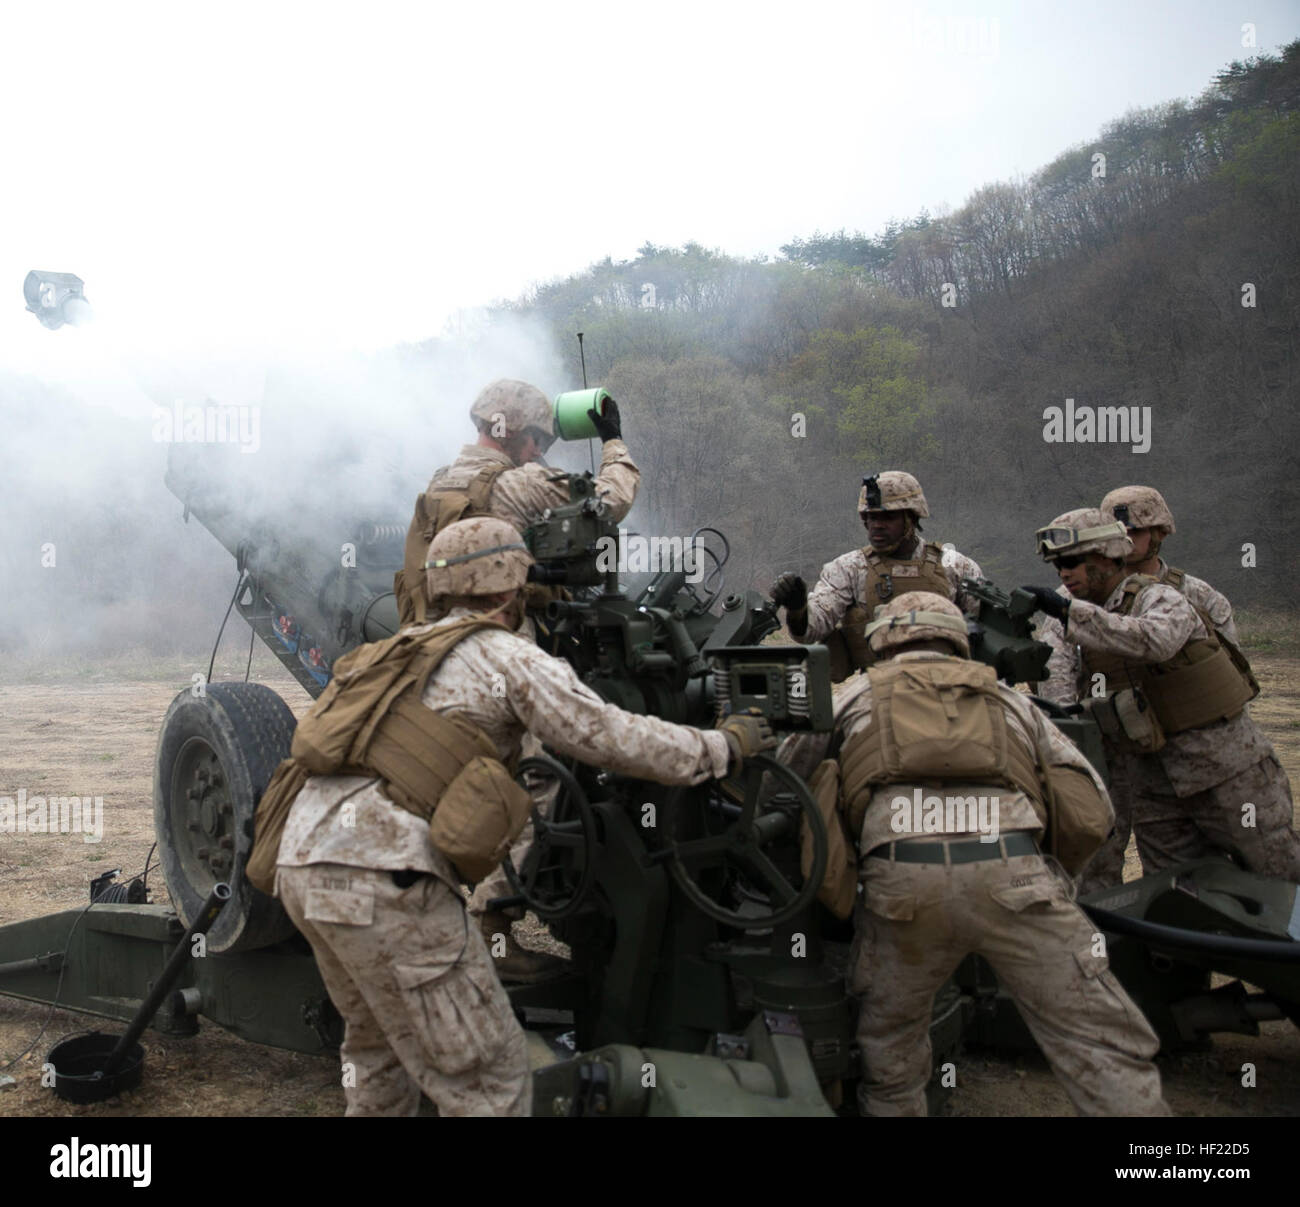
[4,44,1296,662]
[498,43,1300,604]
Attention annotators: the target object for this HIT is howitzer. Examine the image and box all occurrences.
[164,446,404,697]
[2,458,1296,1114]
[32,455,884,1113]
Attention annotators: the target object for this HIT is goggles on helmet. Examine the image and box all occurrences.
[1035,521,1127,559]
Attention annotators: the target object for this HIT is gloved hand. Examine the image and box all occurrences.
[1021,585,1071,623]
[588,396,622,442]
[718,708,776,773]
[770,572,807,612]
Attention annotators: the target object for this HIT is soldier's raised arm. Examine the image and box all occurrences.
[499,426,639,526]
[398,381,639,624]
[1066,583,1200,663]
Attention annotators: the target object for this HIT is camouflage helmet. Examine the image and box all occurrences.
[857,471,930,519]
[1100,485,1176,535]
[863,590,970,658]
[1036,507,1133,561]
[468,379,555,445]
[424,517,533,604]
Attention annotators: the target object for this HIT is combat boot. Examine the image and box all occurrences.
[478,910,569,984]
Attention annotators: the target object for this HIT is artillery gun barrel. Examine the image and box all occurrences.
[166,449,405,694]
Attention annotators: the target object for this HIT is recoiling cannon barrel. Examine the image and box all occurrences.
[166,446,401,696]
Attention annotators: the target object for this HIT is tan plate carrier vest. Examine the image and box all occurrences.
[245,616,529,892]
[395,463,511,626]
[833,657,1111,876]
[1081,576,1258,735]
[825,542,952,683]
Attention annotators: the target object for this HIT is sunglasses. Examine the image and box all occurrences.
[1051,555,1087,570]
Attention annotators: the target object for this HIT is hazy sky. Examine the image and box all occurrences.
[2,0,1296,391]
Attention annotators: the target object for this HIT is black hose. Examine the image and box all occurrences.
[207,568,249,685]
[1083,902,1300,962]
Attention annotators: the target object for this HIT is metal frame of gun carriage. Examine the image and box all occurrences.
[1,462,1297,1117]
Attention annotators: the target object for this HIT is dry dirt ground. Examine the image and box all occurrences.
[1,645,1298,1118]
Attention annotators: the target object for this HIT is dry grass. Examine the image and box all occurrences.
[1237,609,1300,656]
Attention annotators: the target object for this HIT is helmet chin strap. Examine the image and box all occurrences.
[496,590,528,631]
[869,513,915,556]
[1126,532,1163,566]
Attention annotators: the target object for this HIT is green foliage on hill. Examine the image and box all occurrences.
[498,42,1300,603]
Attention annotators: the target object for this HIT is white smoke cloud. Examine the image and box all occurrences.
[0,307,569,660]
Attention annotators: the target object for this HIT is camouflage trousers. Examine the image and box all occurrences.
[852,842,1169,1117]
[1080,755,1300,894]
[278,863,531,1116]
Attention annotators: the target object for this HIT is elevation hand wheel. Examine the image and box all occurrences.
[503,755,599,920]
[662,752,827,931]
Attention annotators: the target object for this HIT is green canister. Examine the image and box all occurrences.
[553,388,611,440]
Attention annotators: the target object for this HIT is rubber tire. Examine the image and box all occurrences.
[153,682,299,953]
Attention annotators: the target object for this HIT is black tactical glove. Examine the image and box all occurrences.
[588,396,622,442]
[1021,585,1071,623]
[770,572,808,612]
[718,708,777,773]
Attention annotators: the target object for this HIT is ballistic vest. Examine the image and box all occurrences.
[836,656,1111,875]
[1160,564,1186,592]
[839,658,1043,839]
[395,462,511,625]
[826,541,954,682]
[245,617,507,893]
[1081,577,1257,736]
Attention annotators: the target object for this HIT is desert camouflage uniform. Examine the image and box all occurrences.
[780,652,1168,1117]
[423,440,639,915]
[277,608,731,1116]
[1038,562,1236,890]
[796,536,984,645]
[1038,577,1300,891]
[1156,558,1238,645]
[427,440,639,533]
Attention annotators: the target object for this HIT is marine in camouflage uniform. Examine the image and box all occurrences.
[1064,486,1243,887]
[770,471,983,682]
[1027,509,1300,894]
[276,518,775,1116]
[1101,485,1237,643]
[394,379,639,974]
[394,378,639,627]
[779,591,1168,1117]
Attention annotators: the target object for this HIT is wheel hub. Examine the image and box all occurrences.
[171,738,236,889]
